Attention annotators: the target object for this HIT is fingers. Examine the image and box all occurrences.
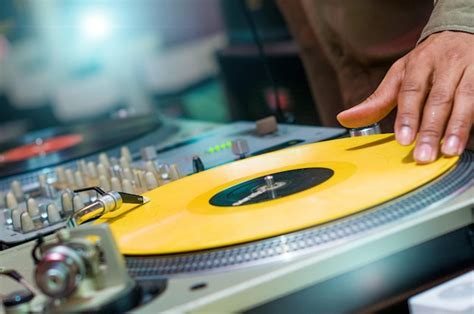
[337,59,405,128]
[394,58,432,146]
[413,66,463,163]
[441,66,474,156]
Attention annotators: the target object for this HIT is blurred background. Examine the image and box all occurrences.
[0,0,321,142]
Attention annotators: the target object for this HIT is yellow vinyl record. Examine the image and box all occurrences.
[96,134,459,255]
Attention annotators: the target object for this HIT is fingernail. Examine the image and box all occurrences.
[397,126,413,145]
[442,135,460,156]
[415,143,435,163]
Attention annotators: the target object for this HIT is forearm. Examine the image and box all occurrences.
[419,0,474,42]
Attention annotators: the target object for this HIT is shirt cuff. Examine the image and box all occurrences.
[418,0,474,43]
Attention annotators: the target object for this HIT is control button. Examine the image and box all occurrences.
[20,212,35,232]
[11,209,21,230]
[122,179,135,194]
[141,146,157,161]
[349,123,381,137]
[61,192,73,214]
[65,169,75,187]
[47,203,61,224]
[10,180,25,202]
[120,156,131,170]
[76,160,88,176]
[99,153,111,169]
[74,171,85,189]
[256,116,278,136]
[55,167,66,183]
[145,161,157,177]
[145,171,159,190]
[169,164,181,180]
[6,192,18,209]
[110,176,122,192]
[232,139,250,159]
[192,156,205,173]
[97,163,109,179]
[87,161,98,179]
[72,195,84,212]
[99,175,111,192]
[27,198,40,217]
[121,146,132,162]
[123,168,134,182]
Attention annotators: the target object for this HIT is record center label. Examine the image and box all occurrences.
[209,168,334,206]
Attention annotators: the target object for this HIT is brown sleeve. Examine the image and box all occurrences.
[419,0,474,42]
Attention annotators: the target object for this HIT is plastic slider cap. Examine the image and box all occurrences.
[256,116,278,136]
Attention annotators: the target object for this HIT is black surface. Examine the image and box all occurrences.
[0,115,161,178]
[210,167,334,206]
[246,225,474,314]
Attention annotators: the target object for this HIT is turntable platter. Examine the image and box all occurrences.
[97,134,460,255]
[0,116,161,178]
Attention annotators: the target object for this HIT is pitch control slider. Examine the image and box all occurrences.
[67,186,147,227]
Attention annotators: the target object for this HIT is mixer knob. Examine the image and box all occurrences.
[145,171,159,190]
[97,163,109,179]
[256,116,278,136]
[6,192,18,209]
[87,161,98,178]
[65,169,76,187]
[27,198,40,217]
[99,175,111,192]
[121,179,135,194]
[192,156,205,173]
[61,192,74,214]
[141,146,157,161]
[119,156,131,170]
[11,209,21,230]
[47,203,62,224]
[20,212,35,232]
[76,160,88,175]
[169,163,181,180]
[38,174,52,198]
[74,171,86,189]
[55,167,67,183]
[123,168,134,182]
[10,180,25,202]
[72,195,85,212]
[110,177,122,192]
[145,161,158,176]
[99,153,111,169]
[121,146,133,162]
[349,123,381,137]
[232,139,250,159]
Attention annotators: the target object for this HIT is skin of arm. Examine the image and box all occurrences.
[337,30,473,164]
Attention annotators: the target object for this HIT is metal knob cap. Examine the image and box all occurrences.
[349,123,381,137]
[232,139,250,159]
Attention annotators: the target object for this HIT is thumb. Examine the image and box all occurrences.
[337,59,405,128]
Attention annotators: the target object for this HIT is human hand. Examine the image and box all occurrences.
[337,31,474,164]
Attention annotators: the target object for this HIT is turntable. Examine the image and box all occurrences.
[0,129,471,313]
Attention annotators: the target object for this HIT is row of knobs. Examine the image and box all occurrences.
[1,145,185,234]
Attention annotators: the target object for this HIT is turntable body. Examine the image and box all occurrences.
[0,118,472,313]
